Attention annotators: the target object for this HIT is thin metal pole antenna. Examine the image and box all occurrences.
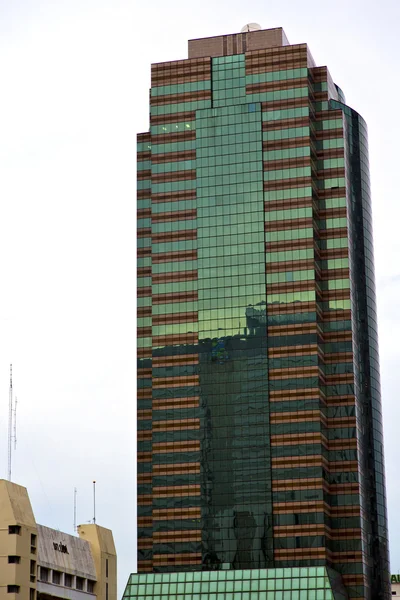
[74,488,77,533]
[93,481,96,524]
[7,365,13,481]
[13,398,17,451]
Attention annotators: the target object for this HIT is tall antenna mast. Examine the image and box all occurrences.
[7,365,13,481]
[13,398,17,451]
[7,366,18,481]
[74,487,77,532]
[93,481,96,524]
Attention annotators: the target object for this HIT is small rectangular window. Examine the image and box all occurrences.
[106,558,109,578]
[76,577,84,591]
[40,567,49,583]
[7,586,20,594]
[106,583,109,600]
[30,534,36,547]
[65,574,73,588]
[8,525,21,535]
[8,556,20,564]
[29,589,35,600]
[87,580,95,594]
[30,560,36,583]
[52,571,61,585]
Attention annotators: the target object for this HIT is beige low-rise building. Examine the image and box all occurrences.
[392,574,400,596]
[0,480,116,600]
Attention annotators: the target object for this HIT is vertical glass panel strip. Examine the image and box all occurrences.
[196,102,274,569]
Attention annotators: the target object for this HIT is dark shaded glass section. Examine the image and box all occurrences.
[331,99,391,600]
[198,334,273,569]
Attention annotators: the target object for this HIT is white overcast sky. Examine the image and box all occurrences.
[1,0,400,592]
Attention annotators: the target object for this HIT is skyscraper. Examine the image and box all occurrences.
[131,26,390,600]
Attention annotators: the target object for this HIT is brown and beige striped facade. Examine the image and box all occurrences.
[136,27,390,600]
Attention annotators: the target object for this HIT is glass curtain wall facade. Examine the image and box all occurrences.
[135,27,390,600]
[124,568,349,600]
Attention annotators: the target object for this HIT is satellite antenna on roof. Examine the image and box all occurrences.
[241,23,262,33]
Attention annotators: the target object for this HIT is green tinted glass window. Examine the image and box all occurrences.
[151,80,211,96]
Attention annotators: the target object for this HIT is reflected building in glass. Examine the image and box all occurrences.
[133,26,390,600]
